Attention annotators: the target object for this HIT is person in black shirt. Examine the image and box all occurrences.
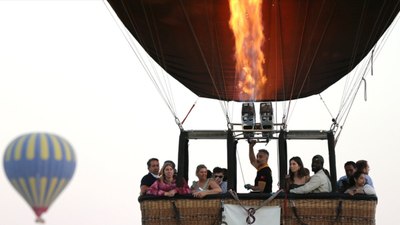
[140,158,160,195]
[337,161,356,193]
[244,140,272,193]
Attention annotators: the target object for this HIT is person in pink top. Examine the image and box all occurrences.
[146,162,191,197]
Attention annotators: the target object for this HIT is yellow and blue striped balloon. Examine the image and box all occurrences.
[3,132,76,222]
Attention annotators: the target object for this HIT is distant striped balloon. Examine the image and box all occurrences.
[3,132,76,223]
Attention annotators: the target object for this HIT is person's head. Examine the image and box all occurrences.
[196,164,208,180]
[212,167,225,184]
[289,156,307,179]
[257,149,269,165]
[304,168,310,176]
[160,162,175,180]
[147,158,159,175]
[163,160,176,170]
[344,161,356,178]
[351,170,366,187]
[356,160,370,174]
[311,155,324,173]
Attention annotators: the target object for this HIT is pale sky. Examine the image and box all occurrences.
[0,1,399,225]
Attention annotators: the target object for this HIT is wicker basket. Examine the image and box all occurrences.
[139,193,377,225]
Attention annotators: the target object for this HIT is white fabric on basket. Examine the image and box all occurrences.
[222,204,280,225]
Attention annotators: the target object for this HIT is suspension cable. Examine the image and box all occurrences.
[336,3,400,125]
[236,149,246,186]
[104,0,200,129]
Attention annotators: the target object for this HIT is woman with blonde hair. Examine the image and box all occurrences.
[191,164,222,198]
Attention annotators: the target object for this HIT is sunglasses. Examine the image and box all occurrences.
[214,175,224,178]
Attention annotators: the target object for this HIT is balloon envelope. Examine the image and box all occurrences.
[3,132,76,220]
[107,0,400,101]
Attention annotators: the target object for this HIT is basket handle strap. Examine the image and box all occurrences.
[218,200,228,225]
[171,200,181,225]
[332,200,343,224]
[290,200,308,225]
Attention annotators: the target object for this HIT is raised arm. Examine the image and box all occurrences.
[249,140,258,168]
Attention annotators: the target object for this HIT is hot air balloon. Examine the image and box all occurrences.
[107,0,400,102]
[105,1,399,224]
[3,132,76,223]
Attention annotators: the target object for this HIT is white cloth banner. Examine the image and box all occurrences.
[222,204,280,225]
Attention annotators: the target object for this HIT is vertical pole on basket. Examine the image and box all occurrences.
[178,131,189,185]
[278,130,288,190]
[227,129,237,191]
[327,131,337,192]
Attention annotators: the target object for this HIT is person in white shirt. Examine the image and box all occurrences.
[290,155,332,194]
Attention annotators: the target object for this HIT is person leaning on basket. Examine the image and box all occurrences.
[344,170,376,196]
[191,164,222,198]
[290,155,332,194]
[146,162,191,197]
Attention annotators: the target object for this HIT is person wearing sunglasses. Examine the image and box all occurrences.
[212,167,227,193]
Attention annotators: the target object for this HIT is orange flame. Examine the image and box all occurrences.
[229,0,266,100]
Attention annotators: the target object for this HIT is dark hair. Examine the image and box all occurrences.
[349,170,364,186]
[355,160,368,171]
[147,158,158,168]
[213,167,223,174]
[313,155,324,165]
[258,149,269,156]
[207,170,212,178]
[344,161,356,168]
[212,167,226,180]
[289,156,307,181]
[304,168,310,176]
